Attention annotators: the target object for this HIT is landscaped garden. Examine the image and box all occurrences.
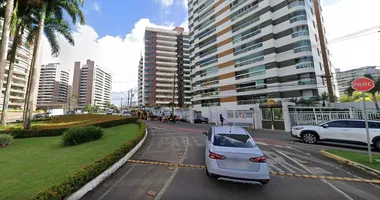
[0,114,145,200]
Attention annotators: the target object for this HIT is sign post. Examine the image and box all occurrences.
[351,77,375,164]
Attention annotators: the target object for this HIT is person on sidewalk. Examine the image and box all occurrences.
[220,114,224,126]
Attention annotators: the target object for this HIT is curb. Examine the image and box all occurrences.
[320,150,380,178]
[66,127,149,200]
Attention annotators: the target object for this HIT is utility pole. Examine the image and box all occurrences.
[171,73,176,116]
[120,98,123,111]
[130,89,133,107]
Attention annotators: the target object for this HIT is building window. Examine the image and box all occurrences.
[295,56,314,69]
[293,40,312,53]
[289,10,307,23]
[292,25,309,38]
[235,65,266,80]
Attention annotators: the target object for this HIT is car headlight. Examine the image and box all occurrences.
[293,127,304,130]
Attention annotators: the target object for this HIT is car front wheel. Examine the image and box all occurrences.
[302,132,318,144]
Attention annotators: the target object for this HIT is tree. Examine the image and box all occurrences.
[24,0,85,129]
[319,92,329,107]
[68,94,77,111]
[339,95,352,102]
[0,0,15,99]
[298,97,320,107]
[286,97,300,105]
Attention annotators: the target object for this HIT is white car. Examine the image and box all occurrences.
[120,111,131,117]
[203,126,270,185]
[291,119,380,150]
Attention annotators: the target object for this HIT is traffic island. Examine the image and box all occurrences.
[320,150,380,177]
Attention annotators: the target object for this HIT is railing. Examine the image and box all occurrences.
[290,15,307,23]
[231,4,258,22]
[233,30,261,44]
[199,38,217,49]
[232,17,260,33]
[294,46,312,53]
[288,1,305,9]
[290,112,352,126]
[292,30,309,38]
[295,62,314,69]
[234,43,263,56]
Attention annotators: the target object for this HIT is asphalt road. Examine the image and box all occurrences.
[83,121,380,200]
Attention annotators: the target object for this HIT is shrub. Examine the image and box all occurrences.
[62,126,104,146]
[0,117,138,138]
[0,134,14,147]
[31,122,146,200]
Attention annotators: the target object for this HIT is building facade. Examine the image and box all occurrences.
[188,0,335,113]
[72,59,112,108]
[138,56,144,106]
[0,18,35,110]
[336,66,380,96]
[143,27,191,107]
[37,63,70,108]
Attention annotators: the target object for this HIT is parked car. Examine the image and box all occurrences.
[33,114,47,119]
[194,116,209,124]
[106,110,113,115]
[203,126,270,185]
[120,111,131,117]
[291,119,380,150]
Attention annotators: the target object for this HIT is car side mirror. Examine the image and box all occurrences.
[202,132,208,136]
[322,124,329,128]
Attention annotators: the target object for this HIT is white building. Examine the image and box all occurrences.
[37,63,70,108]
[336,66,380,96]
[188,0,336,119]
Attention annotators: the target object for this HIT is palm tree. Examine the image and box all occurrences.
[298,97,320,107]
[23,0,85,129]
[286,97,300,105]
[319,92,329,107]
[0,0,15,99]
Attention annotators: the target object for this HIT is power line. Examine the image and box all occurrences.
[328,25,380,44]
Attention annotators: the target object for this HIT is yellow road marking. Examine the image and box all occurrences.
[127,159,380,184]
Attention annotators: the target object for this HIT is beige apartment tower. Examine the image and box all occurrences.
[72,59,112,108]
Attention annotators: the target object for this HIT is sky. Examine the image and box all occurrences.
[41,0,380,104]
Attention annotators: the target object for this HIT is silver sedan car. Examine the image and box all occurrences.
[203,126,270,185]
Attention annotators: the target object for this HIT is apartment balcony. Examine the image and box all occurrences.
[9,102,23,106]
[157,50,177,56]
[156,77,176,82]
[156,101,172,105]
[156,34,177,41]
[156,71,175,77]
[156,83,173,87]
[156,66,177,72]
[156,88,175,93]
[156,45,176,52]
[156,55,177,61]
[156,95,178,98]
[156,39,177,47]
[157,61,177,67]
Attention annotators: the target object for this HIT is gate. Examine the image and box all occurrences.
[217,110,254,128]
[260,104,285,130]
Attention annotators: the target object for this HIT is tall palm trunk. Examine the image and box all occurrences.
[0,23,21,125]
[0,0,15,113]
[371,92,380,111]
[23,49,35,123]
[24,3,46,129]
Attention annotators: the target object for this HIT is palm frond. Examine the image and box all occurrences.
[44,27,59,57]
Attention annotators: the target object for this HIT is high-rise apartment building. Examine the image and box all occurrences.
[37,63,70,108]
[72,59,112,107]
[138,56,144,106]
[336,66,380,96]
[188,0,335,112]
[143,27,191,107]
[0,18,35,110]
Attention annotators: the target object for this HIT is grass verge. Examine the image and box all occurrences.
[325,150,380,171]
[0,123,140,200]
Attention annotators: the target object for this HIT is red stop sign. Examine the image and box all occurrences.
[351,77,375,92]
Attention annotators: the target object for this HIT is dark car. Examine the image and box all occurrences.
[33,114,47,119]
[194,116,208,124]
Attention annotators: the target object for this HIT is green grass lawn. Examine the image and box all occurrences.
[0,124,140,200]
[326,150,380,171]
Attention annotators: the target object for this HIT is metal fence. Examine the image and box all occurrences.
[289,107,380,127]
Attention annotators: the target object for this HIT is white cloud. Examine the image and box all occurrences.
[156,0,174,7]
[323,0,380,71]
[41,19,175,94]
[92,2,100,13]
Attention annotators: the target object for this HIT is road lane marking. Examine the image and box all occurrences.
[154,135,189,200]
[127,159,380,184]
[276,151,354,200]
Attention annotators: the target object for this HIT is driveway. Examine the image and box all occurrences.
[82,121,380,200]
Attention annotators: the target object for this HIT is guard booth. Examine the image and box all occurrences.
[260,102,285,130]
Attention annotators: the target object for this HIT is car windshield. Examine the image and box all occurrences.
[213,134,256,148]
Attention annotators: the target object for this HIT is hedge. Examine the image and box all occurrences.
[49,114,124,124]
[1,117,138,139]
[31,121,146,200]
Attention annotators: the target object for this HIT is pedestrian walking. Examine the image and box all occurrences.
[220,114,224,126]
